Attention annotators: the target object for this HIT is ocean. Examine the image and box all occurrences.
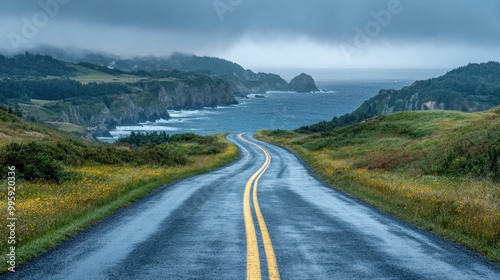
[100,69,446,141]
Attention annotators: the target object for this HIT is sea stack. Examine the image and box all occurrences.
[287,73,319,92]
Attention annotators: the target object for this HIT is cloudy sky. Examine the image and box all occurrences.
[1,0,499,70]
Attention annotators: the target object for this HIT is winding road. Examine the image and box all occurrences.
[4,134,499,279]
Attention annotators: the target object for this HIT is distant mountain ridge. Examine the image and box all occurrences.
[300,62,500,132]
[0,53,237,136]
[20,46,291,95]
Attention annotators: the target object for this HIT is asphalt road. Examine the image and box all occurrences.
[3,134,499,279]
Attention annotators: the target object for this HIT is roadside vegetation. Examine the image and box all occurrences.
[300,62,500,133]
[0,109,239,271]
[256,108,500,263]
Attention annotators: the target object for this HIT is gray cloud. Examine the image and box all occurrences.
[3,0,500,42]
[1,0,499,67]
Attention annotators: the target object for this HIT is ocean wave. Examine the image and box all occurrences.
[168,110,203,118]
[190,117,211,120]
[265,91,296,94]
[156,118,185,124]
[168,109,219,118]
[96,137,117,143]
[111,125,180,132]
[205,105,230,109]
[266,90,337,94]
[138,118,182,125]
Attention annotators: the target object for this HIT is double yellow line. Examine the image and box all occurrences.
[238,134,280,280]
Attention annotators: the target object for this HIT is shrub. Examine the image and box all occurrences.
[0,142,71,183]
[83,144,134,165]
[440,143,500,181]
[116,131,171,146]
[136,144,188,165]
[117,132,219,147]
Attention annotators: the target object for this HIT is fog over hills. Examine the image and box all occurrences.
[0,0,499,69]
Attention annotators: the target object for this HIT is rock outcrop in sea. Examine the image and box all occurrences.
[287,73,319,92]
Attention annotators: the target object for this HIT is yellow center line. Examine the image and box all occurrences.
[238,134,280,280]
[243,163,263,279]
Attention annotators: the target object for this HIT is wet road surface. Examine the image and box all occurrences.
[3,134,499,279]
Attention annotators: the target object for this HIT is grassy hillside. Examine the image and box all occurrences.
[69,64,144,84]
[0,106,77,146]
[0,54,238,134]
[0,109,239,272]
[256,108,500,263]
[301,62,500,132]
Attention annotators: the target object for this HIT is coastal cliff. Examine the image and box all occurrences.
[44,78,237,136]
[300,62,500,132]
[356,62,500,117]
[0,53,241,136]
[142,79,238,109]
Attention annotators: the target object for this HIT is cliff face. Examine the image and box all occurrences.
[45,78,238,135]
[287,73,319,92]
[366,62,500,115]
[222,72,289,96]
[154,80,238,109]
[46,95,171,136]
[337,62,500,128]
[357,83,498,118]
[362,90,489,116]
[299,62,500,133]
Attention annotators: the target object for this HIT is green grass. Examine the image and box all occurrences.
[69,64,144,84]
[256,108,500,263]
[0,108,85,139]
[44,122,86,136]
[30,99,55,106]
[0,111,240,272]
[0,133,239,273]
[0,109,73,146]
[19,103,60,122]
